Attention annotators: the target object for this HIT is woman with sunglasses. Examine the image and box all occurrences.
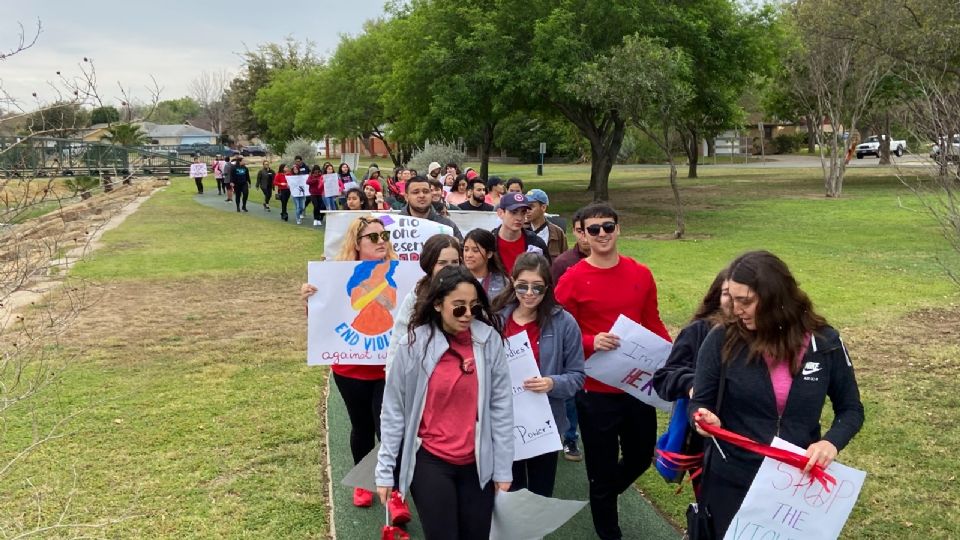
[492,253,585,497]
[377,265,513,540]
[300,216,411,520]
[462,229,509,300]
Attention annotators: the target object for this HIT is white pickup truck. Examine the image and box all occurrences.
[855,135,906,159]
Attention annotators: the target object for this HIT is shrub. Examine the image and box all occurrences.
[64,175,100,200]
[281,138,317,168]
[773,134,799,154]
[406,142,466,175]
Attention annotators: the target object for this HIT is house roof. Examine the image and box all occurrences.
[140,122,218,138]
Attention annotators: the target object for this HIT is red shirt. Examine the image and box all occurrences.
[331,364,386,381]
[273,172,289,190]
[554,256,671,393]
[498,234,526,273]
[505,316,541,366]
[418,330,478,464]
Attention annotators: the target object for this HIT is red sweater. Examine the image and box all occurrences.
[554,255,671,393]
[273,172,289,190]
[331,363,385,380]
[418,330,478,464]
[505,317,541,366]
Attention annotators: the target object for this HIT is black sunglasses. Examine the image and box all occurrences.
[585,221,617,236]
[360,231,391,244]
[452,304,483,318]
[515,283,547,296]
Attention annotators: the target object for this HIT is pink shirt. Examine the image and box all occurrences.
[763,333,812,415]
[418,330,478,465]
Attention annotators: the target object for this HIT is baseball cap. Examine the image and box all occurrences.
[499,192,532,211]
[526,189,549,205]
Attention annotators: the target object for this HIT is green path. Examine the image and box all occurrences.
[326,377,681,539]
[191,191,325,229]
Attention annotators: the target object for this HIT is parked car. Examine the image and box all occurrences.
[241,145,268,156]
[855,135,906,159]
[930,135,960,162]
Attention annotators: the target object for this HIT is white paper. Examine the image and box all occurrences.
[287,174,309,197]
[341,443,379,492]
[307,261,423,365]
[343,181,359,192]
[447,210,501,236]
[584,315,672,411]
[323,173,341,196]
[323,212,454,260]
[189,163,207,177]
[723,438,866,540]
[506,333,563,461]
[490,489,588,540]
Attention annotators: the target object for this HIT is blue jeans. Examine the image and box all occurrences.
[564,398,579,442]
[293,196,306,218]
[324,196,339,211]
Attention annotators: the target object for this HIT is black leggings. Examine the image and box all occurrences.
[216,178,224,193]
[278,189,290,219]
[234,183,249,210]
[332,373,384,464]
[576,390,657,540]
[410,448,495,540]
[511,450,559,497]
[261,187,272,205]
[193,177,203,193]
[311,194,325,221]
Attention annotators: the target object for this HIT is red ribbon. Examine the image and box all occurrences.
[694,416,837,492]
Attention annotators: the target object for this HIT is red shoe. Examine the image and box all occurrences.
[388,490,411,526]
[353,487,373,508]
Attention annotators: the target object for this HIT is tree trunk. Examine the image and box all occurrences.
[706,138,716,158]
[878,112,891,165]
[554,104,625,200]
[686,129,700,178]
[806,115,816,154]
[479,121,494,181]
[668,160,685,238]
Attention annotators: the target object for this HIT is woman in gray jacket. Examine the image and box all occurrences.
[493,252,586,497]
[377,265,514,540]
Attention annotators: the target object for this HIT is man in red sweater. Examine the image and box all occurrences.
[554,202,671,540]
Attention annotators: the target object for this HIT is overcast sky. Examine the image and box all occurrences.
[0,0,388,108]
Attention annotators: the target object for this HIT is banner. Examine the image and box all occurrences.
[323,212,454,260]
[323,173,341,196]
[724,438,866,540]
[447,210,501,236]
[287,174,309,197]
[584,314,672,411]
[306,260,423,365]
[189,163,207,177]
[506,332,563,461]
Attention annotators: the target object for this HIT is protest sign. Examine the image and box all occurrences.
[343,180,359,192]
[341,444,379,492]
[584,314,672,411]
[506,332,562,461]
[189,163,207,177]
[307,260,423,366]
[287,174,309,197]
[323,173,341,196]
[724,438,866,540]
[447,210,501,236]
[323,212,454,260]
[490,489,587,540]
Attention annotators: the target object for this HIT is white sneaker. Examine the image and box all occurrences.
[296,217,302,225]
[313,219,320,226]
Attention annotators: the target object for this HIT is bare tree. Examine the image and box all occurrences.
[188,70,231,140]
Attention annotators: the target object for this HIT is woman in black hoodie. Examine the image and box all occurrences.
[690,251,864,537]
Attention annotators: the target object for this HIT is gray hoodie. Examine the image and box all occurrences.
[376,319,514,498]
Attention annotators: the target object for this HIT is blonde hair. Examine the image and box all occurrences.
[335,215,399,261]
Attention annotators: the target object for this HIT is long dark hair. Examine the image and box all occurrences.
[277,163,288,174]
[691,267,730,325]
[492,253,557,329]
[408,265,502,346]
[463,228,508,278]
[310,164,322,175]
[722,251,827,374]
[415,234,462,295]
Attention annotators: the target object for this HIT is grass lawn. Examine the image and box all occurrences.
[2,162,958,538]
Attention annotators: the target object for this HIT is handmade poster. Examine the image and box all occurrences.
[584,314,672,411]
[506,332,563,461]
[343,180,359,191]
[490,489,588,540]
[323,173,341,196]
[447,210,501,236]
[341,444,379,492]
[189,163,208,177]
[307,261,423,365]
[723,438,866,540]
[323,212,454,260]
[287,174,309,197]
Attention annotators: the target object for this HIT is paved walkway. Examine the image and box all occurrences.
[192,188,324,229]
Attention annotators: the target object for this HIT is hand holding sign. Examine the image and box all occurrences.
[585,315,672,411]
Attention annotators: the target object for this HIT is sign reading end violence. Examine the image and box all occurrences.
[306,261,423,366]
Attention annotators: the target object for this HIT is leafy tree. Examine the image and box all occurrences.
[90,105,120,125]
[102,123,149,146]
[151,97,201,125]
[252,67,313,148]
[26,101,90,137]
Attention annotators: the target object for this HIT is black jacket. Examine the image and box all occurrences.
[231,165,251,186]
[256,168,274,190]
[653,318,713,401]
[689,325,864,487]
[491,225,551,264]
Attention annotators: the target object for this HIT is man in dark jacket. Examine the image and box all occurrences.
[492,192,549,272]
[231,156,251,212]
[400,176,463,241]
[458,178,495,211]
[256,160,274,211]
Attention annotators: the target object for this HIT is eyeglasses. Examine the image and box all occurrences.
[585,221,617,236]
[515,283,547,296]
[452,304,483,318]
[360,231,391,244]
